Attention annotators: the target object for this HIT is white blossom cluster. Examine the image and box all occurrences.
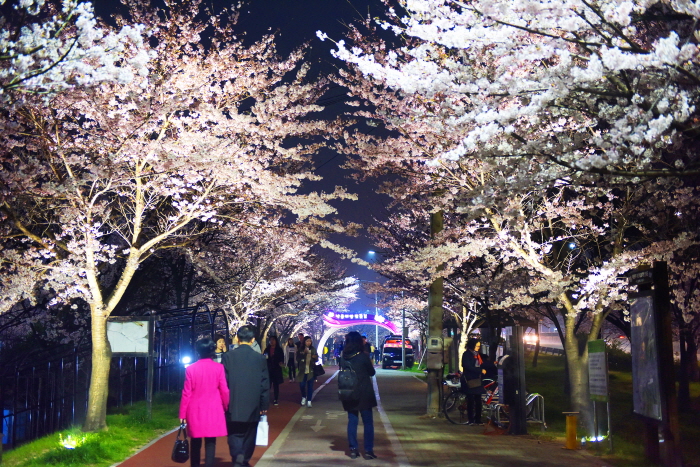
[0,0,151,102]
[324,0,700,175]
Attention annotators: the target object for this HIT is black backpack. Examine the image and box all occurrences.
[338,353,360,401]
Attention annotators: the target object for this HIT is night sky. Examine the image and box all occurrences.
[234,0,393,310]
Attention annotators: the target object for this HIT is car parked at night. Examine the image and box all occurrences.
[380,335,414,369]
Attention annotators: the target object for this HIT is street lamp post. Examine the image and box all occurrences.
[401,306,406,370]
[367,252,381,361]
[375,291,379,360]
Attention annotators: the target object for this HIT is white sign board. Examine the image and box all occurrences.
[107,320,150,354]
[588,339,609,402]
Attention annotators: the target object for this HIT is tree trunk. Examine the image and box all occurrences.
[688,335,700,382]
[561,296,609,437]
[561,299,593,435]
[678,330,691,407]
[83,310,112,432]
[565,345,593,434]
[426,210,444,417]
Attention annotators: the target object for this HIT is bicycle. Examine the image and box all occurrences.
[442,372,462,411]
[444,377,498,425]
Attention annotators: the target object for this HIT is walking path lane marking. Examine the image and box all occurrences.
[257,368,409,466]
[310,420,325,432]
[257,370,340,463]
[374,375,412,467]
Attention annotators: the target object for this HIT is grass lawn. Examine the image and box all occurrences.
[2,392,180,467]
[525,352,700,467]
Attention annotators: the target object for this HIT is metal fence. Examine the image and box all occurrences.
[1,304,229,449]
[1,347,183,448]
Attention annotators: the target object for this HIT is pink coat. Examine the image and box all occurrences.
[179,358,229,438]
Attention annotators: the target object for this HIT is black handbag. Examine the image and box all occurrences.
[313,363,326,377]
[171,423,189,463]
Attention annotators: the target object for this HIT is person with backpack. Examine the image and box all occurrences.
[338,331,377,460]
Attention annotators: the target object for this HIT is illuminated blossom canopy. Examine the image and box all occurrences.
[321,0,700,180]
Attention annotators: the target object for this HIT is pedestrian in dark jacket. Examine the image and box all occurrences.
[263,336,285,406]
[340,331,377,460]
[296,335,319,407]
[222,326,269,467]
[461,337,486,425]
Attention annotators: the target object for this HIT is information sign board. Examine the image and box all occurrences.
[630,294,662,420]
[588,339,609,402]
[107,320,150,354]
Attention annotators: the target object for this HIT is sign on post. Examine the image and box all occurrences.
[630,293,662,421]
[107,316,155,419]
[107,320,150,354]
[588,340,609,402]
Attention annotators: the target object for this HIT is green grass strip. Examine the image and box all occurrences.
[2,392,180,467]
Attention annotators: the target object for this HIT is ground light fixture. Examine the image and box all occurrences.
[59,432,92,449]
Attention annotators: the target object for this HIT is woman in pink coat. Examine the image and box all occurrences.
[179,337,230,467]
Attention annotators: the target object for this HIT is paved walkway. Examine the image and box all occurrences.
[116,368,610,467]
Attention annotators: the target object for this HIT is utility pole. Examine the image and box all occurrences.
[401,291,406,370]
[426,210,444,417]
[375,291,379,361]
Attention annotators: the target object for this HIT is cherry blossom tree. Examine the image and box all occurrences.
[322,0,700,430]
[181,220,358,344]
[1,0,150,102]
[323,0,700,182]
[372,176,699,429]
[0,0,353,431]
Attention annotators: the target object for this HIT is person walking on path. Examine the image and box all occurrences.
[461,337,486,425]
[179,337,229,467]
[264,336,285,406]
[295,332,305,351]
[340,331,377,460]
[296,335,318,407]
[213,333,227,363]
[285,337,297,382]
[222,325,270,467]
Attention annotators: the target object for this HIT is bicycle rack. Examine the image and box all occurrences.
[486,393,547,431]
[526,393,547,431]
[488,403,508,427]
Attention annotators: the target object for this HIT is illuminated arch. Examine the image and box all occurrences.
[318,311,399,355]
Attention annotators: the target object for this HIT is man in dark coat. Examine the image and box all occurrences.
[340,331,377,460]
[222,325,270,467]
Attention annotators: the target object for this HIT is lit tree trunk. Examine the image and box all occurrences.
[83,248,140,431]
[426,210,444,417]
[457,303,478,372]
[563,323,591,432]
[560,293,607,435]
[83,307,112,431]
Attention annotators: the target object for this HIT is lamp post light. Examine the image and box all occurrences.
[366,251,381,359]
[401,291,406,370]
[374,291,379,358]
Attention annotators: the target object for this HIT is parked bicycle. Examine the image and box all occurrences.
[442,372,462,411]
[443,378,501,425]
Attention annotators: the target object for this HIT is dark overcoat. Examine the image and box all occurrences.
[461,350,486,395]
[264,344,285,385]
[340,351,377,412]
[222,344,270,422]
